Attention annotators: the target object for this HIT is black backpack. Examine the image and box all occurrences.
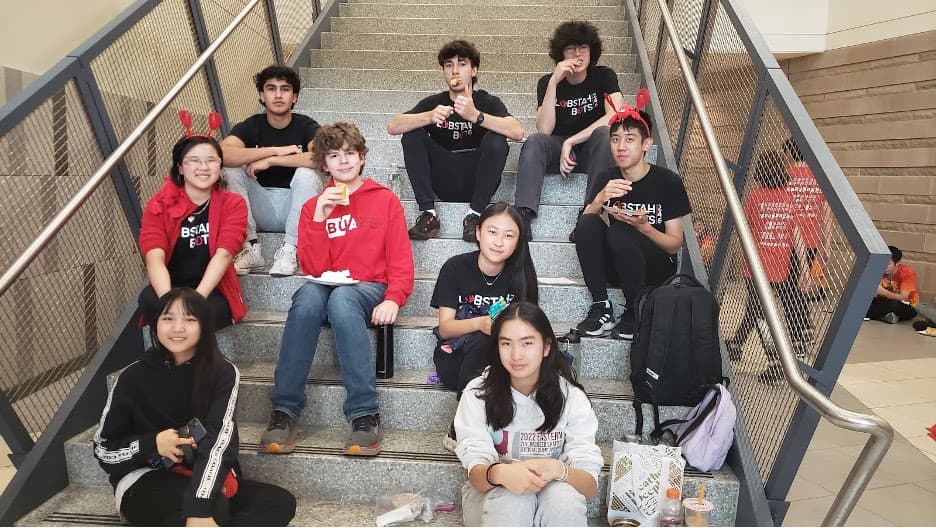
[629,274,726,440]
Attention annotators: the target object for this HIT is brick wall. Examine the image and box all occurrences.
[782,30,936,301]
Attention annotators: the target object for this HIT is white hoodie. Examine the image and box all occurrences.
[454,374,603,485]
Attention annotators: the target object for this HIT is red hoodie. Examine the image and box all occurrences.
[297,179,414,307]
[138,177,248,322]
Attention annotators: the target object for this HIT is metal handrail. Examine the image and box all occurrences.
[0,0,262,298]
[652,0,893,525]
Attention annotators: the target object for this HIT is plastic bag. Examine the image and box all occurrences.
[375,489,454,526]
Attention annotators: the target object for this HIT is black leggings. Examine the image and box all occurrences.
[402,129,509,213]
[139,285,232,332]
[119,470,296,526]
[866,297,916,321]
[574,214,677,308]
[433,331,493,397]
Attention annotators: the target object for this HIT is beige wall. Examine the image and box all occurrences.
[736,0,829,55]
[782,30,936,298]
[0,0,133,104]
[826,0,936,50]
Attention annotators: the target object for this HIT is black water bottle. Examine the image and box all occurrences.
[376,324,394,379]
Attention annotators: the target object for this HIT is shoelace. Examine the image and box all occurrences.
[352,415,377,431]
[587,302,610,319]
[268,411,290,430]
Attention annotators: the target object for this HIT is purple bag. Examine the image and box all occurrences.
[676,383,736,472]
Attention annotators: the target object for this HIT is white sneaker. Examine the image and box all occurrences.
[269,244,298,277]
[234,242,264,276]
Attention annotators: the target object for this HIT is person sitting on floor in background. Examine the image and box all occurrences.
[95,288,296,526]
[222,65,321,277]
[431,202,538,452]
[388,40,524,242]
[866,245,919,324]
[259,122,414,457]
[138,128,247,331]
[455,302,602,526]
[573,91,690,339]
[514,20,624,241]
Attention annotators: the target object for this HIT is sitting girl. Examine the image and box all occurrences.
[455,302,602,526]
[430,202,538,450]
[94,287,295,526]
[138,131,248,331]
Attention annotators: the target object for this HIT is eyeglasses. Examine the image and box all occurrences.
[563,44,590,54]
[183,157,222,167]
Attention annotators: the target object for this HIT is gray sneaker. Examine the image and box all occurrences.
[345,413,382,456]
[259,410,296,454]
[882,312,900,324]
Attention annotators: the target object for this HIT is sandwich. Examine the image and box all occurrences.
[336,182,350,206]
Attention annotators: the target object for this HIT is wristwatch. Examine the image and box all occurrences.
[474,112,485,126]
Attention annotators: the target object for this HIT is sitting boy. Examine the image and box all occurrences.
[866,245,918,323]
[260,123,414,456]
[573,94,690,339]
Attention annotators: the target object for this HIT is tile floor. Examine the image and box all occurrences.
[0,321,932,525]
[783,320,936,526]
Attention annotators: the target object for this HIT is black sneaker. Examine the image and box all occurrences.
[345,413,382,456]
[409,211,440,240]
[259,410,297,454]
[757,361,784,383]
[519,207,535,241]
[577,300,615,336]
[610,310,635,340]
[442,421,457,453]
[462,213,480,243]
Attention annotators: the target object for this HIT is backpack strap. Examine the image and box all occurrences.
[661,273,704,288]
[633,399,643,437]
[676,387,721,444]
[643,293,676,387]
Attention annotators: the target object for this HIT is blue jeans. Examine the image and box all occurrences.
[223,166,322,246]
[272,281,386,422]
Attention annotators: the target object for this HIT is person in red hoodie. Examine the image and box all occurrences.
[138,134,248,331]
[260,122,414,457]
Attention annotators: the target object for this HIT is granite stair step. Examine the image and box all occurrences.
[289,109,536,140]
[338,3,628,20]
[240,271,628,320]
[299,67,642,94]
[330,17,630,36]
[58,423,738,524]
[299,88,542,115]
[309,48,635,73]
[219,310,630,379]
[320,32,633,54]
[254,231,586,278]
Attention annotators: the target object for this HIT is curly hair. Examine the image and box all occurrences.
[253,65,301,93]
[438,40,481,85]
[548,20,603,65]
[311,122,368,176]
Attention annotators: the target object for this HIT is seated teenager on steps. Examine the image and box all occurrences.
[138,130,248,332]
[222,65,322,278]
[573,93,690,339]
[388,40,524,243]
[431,202,538,452]
[259,122,414,457]
[95,288,296,526]
[455,302,602,527]
[514,20,624,241]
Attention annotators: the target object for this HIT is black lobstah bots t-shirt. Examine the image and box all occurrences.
[228,113,321,188]
[431,251,518,315]
[537,65,621,137]
[590,165,692,232]
[168,201,211,288]
[406,90,511,151]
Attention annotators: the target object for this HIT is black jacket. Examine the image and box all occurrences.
[93,347,240,519]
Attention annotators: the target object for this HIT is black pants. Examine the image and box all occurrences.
[574,214,677,308]
[433,331,493,397]
[139,285,232,332]
[866,297,916,321]
[729,278,809,361]
[402,130,509,213]
[119,470,296,526]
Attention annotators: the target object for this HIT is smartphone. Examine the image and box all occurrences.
[489,297,509,320]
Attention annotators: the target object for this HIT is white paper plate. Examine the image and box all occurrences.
[304,275,360,286]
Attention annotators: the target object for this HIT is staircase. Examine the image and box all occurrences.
[17,0,742,524]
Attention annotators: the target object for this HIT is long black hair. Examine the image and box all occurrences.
[478,302,585,432]
[151,287,226,422]
[477,203,539,304]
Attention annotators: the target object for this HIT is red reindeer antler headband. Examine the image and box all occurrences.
[606,87,650,136]
[178,109,222,138]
